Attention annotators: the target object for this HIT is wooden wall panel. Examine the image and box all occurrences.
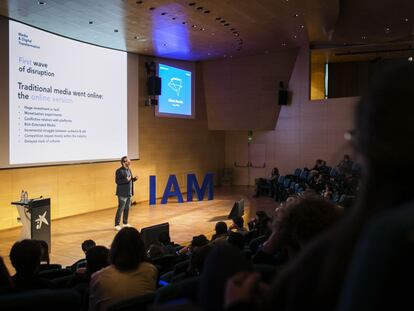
[225,46,358,182]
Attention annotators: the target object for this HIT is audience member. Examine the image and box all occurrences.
[158,231,177,255]
[337,154,353,175]
[9,239,55,291]
[229,216,247,235]
[89,227,157,311]
[211,221,229,243]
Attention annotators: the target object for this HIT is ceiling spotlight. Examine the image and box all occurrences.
[385,26,390,34]
[408,56,413,62]
[196,6,203,10]
[294,13,299,17]
[361,35,367,40]
[282,43,287,46]
[216,17,222,20]
[204,10,210,14]
[136,0,143,4]
[149,7,155,10]
[404,18,409,22]
[300,25,305,29]
[192,24,197,28]
[224,23,230,26]
[114,29,119,32]
[293,35,297,39]
[38,1,46,5]
[134,35,139,39]
[89,21,94,25]
[182,21,187,24]
[188,2,196,6]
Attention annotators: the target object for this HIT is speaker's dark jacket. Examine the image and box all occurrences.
[115,166,136,197]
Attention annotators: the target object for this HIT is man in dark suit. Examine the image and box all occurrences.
[114,156,137,230]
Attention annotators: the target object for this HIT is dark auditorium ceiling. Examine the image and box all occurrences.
[0,0,413,61]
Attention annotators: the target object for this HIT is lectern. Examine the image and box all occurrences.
[11,198,51,251]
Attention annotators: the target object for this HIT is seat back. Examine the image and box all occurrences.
[0,289,81,311]
[107,293,155,311]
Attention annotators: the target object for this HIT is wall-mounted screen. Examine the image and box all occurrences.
[156,63,194,118]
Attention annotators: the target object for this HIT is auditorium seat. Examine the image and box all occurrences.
[0,289,81,311]
[107,293,155,311]
[155,276,200,305]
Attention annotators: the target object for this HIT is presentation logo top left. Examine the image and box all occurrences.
[17,31,40,49]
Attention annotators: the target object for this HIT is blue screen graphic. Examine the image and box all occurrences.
[158,64,192,116]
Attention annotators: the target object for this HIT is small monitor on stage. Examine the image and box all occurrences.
[141,222,169,250]
[228,199,245,219]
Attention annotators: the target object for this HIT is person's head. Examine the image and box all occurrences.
[38,240,49,264]
[215,221,228,235]
[227,232,245,250]
[275,197,342,256]
[110,227,146,271]
[86,245,109,274]
[353,65,414,213]
[10,239,42,276]
[188,244,214,275]
[343,154,351,162]
[232,216,244,229]
[190,234,209,253]
[271,167,279,176]
[81,239,96,254]
[157,231,172,246]
[121,156,131,168]
[147,244,165,259]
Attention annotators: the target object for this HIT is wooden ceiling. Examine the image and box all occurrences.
[0,0,413,61]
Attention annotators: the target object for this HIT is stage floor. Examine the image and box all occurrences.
[0,186,278,273]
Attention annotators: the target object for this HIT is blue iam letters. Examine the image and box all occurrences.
[149,173,214,205]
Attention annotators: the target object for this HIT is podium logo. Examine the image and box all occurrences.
[35,211,49,230]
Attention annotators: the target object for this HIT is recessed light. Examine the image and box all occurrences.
[282,43,287,46]
[114,29,119,32]
[188,2,196,6]
[294,13,299,17]
[234,33,239,37]
[149,7,155,10]
[38,1,46,5]
[293,35,297,39]
[192,24,197,28]
[404,18,409,22]
[409,56,413,62]
[385,26,390,34]
[220,20,226,23]
[216,17,221,20]
[182,21,187,24]
[224,23,230,26]
[172,17,176,20]
[89,21,94,25]
[201,28,205,31]
[136,0,143,3]
[196,6,203,10]
[161,12,167,15]
[204,10,210,14]
[361,35,367,40]
[300,25,305,29]
[163,43,167,46]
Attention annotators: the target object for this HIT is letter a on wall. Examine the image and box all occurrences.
[161,174,184,204]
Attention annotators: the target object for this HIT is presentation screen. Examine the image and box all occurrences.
[4,20,137,167]
[156,63,193,118]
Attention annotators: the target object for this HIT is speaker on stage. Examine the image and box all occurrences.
[228,199,245,219]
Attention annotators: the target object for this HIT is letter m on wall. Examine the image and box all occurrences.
[187,173,214,202]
